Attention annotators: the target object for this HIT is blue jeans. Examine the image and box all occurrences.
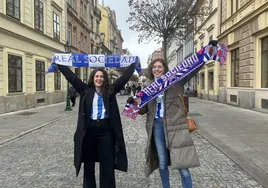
[153,119,193,188]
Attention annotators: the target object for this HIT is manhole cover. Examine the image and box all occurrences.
[16,112,38,116]
[188,112,202,117]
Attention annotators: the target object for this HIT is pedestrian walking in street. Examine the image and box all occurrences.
[57,62,137,188]
[126,84,131,96]
[127,58,201,188]
[69,86,77,107]
[136,84,142,93]
[131,84,137,95]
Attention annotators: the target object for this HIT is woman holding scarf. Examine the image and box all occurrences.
[127,58,202,188]
[57,62,137,188]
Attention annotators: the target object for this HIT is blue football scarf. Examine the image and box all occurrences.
[122,42,228,119]
[45,54,142,75]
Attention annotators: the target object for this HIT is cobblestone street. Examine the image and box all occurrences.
[0,96,264,188]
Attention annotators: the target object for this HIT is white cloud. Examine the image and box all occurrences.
[98,0,161,68]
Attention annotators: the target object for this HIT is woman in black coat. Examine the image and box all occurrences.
[57,63,136,188]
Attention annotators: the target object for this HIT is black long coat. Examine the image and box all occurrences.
[58,64,135,176]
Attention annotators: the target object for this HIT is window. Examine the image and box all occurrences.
[8,54,22,92]
[73,0,77,11]
[231,0,234,15]
[68,0,77,10]
[261,37,268,88]
[34,0,44,31]
[54,71,61,90]
[231,48,239,87]
[209,0,213,12]
[36,60,45,91]
[200,73,204,89]
[80,33,84,51]
[83,4,87,18]
[53,12,60,40]
[6,0,20,20]
[231,0,239,15]
[67,22,72,44]
[72,27,77,47]
[80,0,83,17]
[208,71,214,89]
[84,35,87,52]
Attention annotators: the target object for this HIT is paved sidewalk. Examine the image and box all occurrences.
[189,97,268,187]
[0,96,264,188]
[0,102,77,145]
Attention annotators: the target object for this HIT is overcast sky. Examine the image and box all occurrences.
[98,0,161,68]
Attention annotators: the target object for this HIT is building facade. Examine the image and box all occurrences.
[151,49,163,60]
[218,0,268,110]
[0,0,67,114]
[67,0,93,82]
[194,0,220,101]
[167,37,195,94]
[98,4,124,83]
[0,0,103,114]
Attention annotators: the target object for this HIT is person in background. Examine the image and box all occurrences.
[131,84,137,96]
[126,84,131,96]
[136,84,142,93]
[69,86,77,107]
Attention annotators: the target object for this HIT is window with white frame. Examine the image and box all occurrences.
[34,0,44,31]
[53,12,60,40]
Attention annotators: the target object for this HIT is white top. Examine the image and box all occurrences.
[155,92,164,119]
[90,92,108,120]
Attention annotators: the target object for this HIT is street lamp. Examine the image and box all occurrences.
[64,41,72,111]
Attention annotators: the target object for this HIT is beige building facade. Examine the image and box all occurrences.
[0,0,104,114]
[218,0,268,110]
[195,0,220,101]
[0,0,67,114]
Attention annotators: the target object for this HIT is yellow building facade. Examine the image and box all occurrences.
[218,0,268,110]
[195,0,220,101]
[98,5,109,49]
[0,0,67,114]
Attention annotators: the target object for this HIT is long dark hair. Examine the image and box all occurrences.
[88,68,110,96]
[147,58,169,80]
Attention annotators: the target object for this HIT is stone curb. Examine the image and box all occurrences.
[0,110,77,146]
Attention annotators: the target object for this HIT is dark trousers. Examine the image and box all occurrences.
[70,96,76,106]
[83,119,115,188]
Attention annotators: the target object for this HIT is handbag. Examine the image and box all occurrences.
[178,95,197,133]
